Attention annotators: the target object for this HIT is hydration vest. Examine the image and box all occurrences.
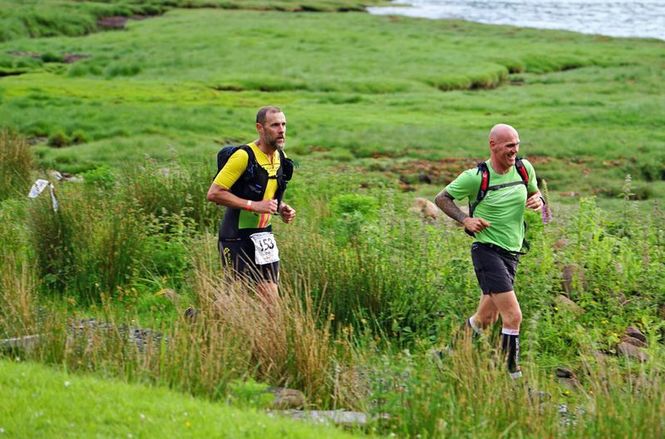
[216,144,294,239]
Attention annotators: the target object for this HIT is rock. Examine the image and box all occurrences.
[0,334,42,353]
[418,171,432,184]
[554,294,584,315]
[555,367,580,391]
[268,387,306,410]
[412,197,441,221]
[49,170,83,183]
[625,326,647,343]
[621,335,647,348]
[616,342,648,362]
[279,410,369,427]
[555,367,575,379]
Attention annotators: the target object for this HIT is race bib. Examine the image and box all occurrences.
[249,232,280,265]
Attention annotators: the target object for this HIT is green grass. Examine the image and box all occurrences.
[0,0,388,43]
[0,8,663,197]
[1,132,664,437]
[0,359,359,438]
[0,3,664,437]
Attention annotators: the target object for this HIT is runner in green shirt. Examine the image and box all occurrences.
[435,123,543,379]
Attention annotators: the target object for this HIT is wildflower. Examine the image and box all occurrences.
[540,179,552,224]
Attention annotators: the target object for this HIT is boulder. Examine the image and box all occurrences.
[554,294,584,315]
[617,342,648,362]
[620,335,647,348]
[625,326,647,344]
[280,410,369,427]
[0,334,42,353]
[555,366,580,391]
[268,387,306,410]
[411,197,441,221]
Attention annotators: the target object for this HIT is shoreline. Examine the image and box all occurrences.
[367,0,665,42]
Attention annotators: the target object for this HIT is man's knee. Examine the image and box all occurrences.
[503,309,522,328]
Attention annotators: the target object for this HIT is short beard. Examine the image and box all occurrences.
[269,138,285,151]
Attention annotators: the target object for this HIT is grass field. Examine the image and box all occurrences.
[0,5,663,198]
[1,1,664,437]
[0,359,358,438]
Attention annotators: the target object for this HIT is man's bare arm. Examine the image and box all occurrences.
[434,190,468,224]
[206,182,277,214]
[434,189,491,233]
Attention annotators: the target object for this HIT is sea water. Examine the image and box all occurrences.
[368,0,665,40]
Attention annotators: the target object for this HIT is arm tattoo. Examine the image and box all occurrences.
[435,191,469,224]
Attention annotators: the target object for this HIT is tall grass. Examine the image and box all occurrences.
[27,187,150,302]
[0,146,662,436]
[0,130,33,201]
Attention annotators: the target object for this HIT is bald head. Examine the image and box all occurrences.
[488,124,520,172]
[489,124,518,144]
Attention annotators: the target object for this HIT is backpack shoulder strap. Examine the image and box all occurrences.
[469,161,490,217]
[276,149,294,181]
[514,157,529,186]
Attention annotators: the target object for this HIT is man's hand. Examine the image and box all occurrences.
[251,199,278,214]
[463,217,491,234]
[526,192,543,212]
[279,203,296,224]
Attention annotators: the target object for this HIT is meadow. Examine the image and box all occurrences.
[1,1,664,437]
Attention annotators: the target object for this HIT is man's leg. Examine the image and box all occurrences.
[488,290,523,378]
[470,294,500,334]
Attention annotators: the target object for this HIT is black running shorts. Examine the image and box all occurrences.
[219,238,279,283]
[471,242,520,294]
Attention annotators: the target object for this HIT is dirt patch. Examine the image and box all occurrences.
[391,157,480,187]
[9,51,41,59]
[97,16,128,30]
[388,155,554,191]
[62,53,89,63]
[9,50,88,64]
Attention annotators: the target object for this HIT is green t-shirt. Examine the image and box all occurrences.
[445,159,538,252]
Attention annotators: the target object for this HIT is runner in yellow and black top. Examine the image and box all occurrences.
[207,106,295,306]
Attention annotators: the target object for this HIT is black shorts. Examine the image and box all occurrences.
[471,242,520,294]
[219,238,279,284]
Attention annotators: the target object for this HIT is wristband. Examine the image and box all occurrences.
[244,200,253,211]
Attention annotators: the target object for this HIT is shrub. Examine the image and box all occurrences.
[82,165,116,191]
[327,193,379,245]
[48,130,71,148]
[70,130,89,145]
